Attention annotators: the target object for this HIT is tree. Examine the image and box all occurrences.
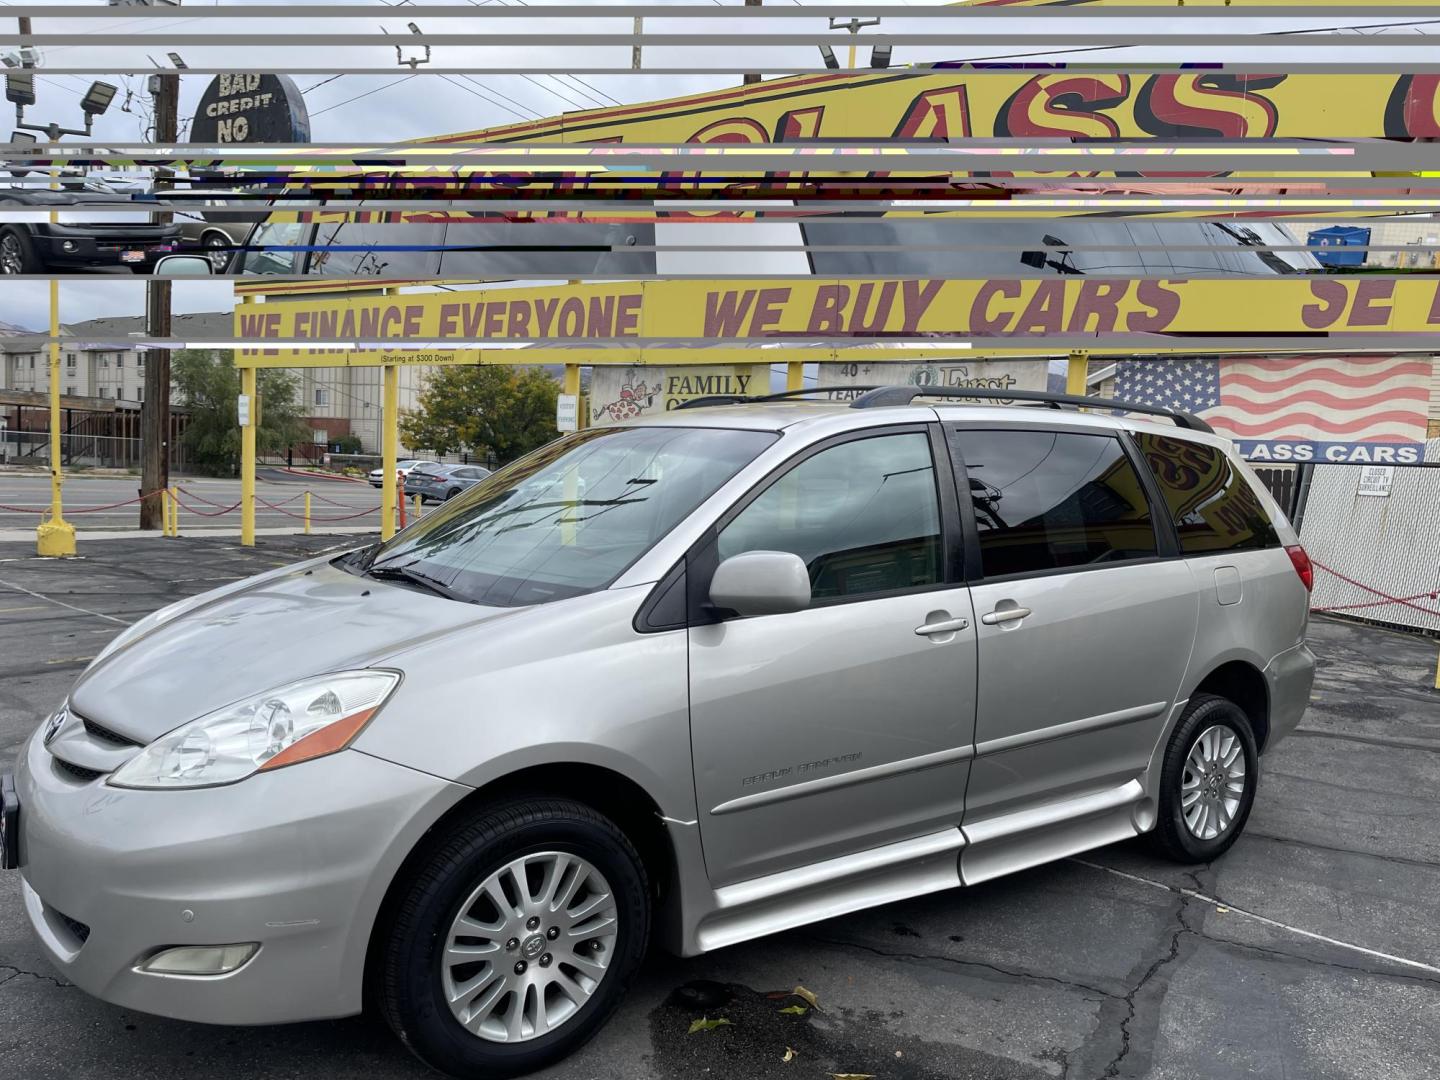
[400,366,559,463]
[172,349,311,476]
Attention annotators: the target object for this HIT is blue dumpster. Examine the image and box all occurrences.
[1307,225,1371,268]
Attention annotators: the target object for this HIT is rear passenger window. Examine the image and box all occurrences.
[952,429,1158,577]
[718,432,942,600]
[1135,433,1280,554]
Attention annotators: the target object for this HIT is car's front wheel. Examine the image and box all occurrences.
[1149,694,1259,863]
[201,232,232,272]
[0,229,41,274]
[379,798,650,1079]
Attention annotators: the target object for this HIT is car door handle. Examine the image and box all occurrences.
[914,617,969,636]
[981,606,1032,626]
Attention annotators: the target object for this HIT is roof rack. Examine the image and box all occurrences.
[848,385,1215,434]
[672,383,1213,435]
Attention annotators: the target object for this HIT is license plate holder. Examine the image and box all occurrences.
[0,772,19,871]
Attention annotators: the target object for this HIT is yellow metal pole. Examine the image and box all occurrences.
[36,278,76,557]
[413,493,422,521]
[162,488,171,537]
[304,490,312,536]
[381,364,399,540]
[241,365,257,547]
[1434,647,1440,692]
[169,486,180,537]
[786,361,805,392]
[1066,350,1089,398]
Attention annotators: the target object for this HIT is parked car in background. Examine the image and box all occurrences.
[368,459,434,488]
[174,200,253,273]
[403,463,492,503]
[0,185,182,274]
[3,387,1315,1078]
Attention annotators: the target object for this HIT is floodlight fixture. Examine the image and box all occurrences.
[5,72,36,108]
[818,45,839,70]
[870,45,892,69]
[81,81,118,118]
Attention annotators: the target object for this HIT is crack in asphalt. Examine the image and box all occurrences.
[1198,929,1440,989]
[1100,874,1196,1079]
[801,933,1123,1003]
[0,964,72,990]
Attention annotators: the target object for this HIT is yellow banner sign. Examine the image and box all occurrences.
[419,71,1440,146]
[235,277,1440,366]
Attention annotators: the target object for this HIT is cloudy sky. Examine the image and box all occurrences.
[0,279,232,330]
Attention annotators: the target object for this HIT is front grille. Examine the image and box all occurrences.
[52,758,104,783]
[81,715,140,748]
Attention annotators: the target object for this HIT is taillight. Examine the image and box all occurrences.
[1285,544,1313,593]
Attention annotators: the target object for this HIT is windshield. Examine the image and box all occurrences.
[362,425,775,607]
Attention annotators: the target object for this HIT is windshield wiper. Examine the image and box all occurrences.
[364,562,468,602]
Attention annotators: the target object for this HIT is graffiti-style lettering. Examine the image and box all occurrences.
[1385,74,1440,138]
[996,74,1130,139]
[892,85,972,139]
[1134,74,1285,138]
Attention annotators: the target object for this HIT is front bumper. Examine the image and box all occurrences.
[13,732,469,1025]
[32,226,180,270]
[1264,641,1317,749]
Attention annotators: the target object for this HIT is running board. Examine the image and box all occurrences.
[695,828,966,953]
[959,779,1148,885]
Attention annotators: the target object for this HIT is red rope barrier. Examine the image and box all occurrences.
[1310,559,1440,618]
[0,489,168,514]
[257,498,379,523]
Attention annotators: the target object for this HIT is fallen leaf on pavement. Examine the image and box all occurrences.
[828,1074,875,1079]
[791,985,819,1008]
[779,1004,808,1016]
[688,1016,732,1035]
[783,1047,797,1063]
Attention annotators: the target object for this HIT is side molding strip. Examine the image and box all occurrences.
[974,701,1168,758]
[709,744,976,817]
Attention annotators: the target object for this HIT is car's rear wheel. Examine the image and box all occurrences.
[1149,694,1258,863]
[445,487,462,500]
[0,229,40,274]
[379,798,649,1079]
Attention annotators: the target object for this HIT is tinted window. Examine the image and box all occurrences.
[953,429,1157,577]
[437,220,657,277]
[367,426,775,607]
[1135,433,1280,553]
[236,221,310,275]
[718,432,942,600]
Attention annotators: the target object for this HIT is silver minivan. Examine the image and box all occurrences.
[3,388,1316,1079]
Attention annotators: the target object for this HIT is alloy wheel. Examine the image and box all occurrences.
[204,234,230,272]
[440,851,619,1044]
[0,235,23,274]
[1181,724,1247,840]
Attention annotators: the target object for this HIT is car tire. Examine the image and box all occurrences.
[379,797,650,1079]
[1149,694,1259,863]
[201,232,232,272]
[445,487,461,501]
[0,229,41,274]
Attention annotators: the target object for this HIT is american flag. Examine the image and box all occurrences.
[1113,356,1432,446]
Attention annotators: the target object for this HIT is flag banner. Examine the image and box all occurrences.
[1114,355,1435,464]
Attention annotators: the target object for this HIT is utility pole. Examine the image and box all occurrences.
[743,0,762,85]
[632,15,642,71]
[140,54,180,530]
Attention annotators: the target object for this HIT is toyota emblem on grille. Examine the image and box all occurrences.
[43,708,67,746]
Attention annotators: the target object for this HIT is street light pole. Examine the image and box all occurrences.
[139,40,180,531]
[743,0,762,85]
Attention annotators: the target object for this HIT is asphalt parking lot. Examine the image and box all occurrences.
[2,536,1438,1080]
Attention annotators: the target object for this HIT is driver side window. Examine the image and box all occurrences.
[717,431,942,601]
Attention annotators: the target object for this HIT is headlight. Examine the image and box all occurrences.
[108,671,400,790]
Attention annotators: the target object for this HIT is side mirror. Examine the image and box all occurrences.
[153,254,214,276]
[709,550,811,618]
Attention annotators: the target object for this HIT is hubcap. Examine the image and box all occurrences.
[1181,724,1247,840]
[205,236,229,270]
[440,851,619,1044]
